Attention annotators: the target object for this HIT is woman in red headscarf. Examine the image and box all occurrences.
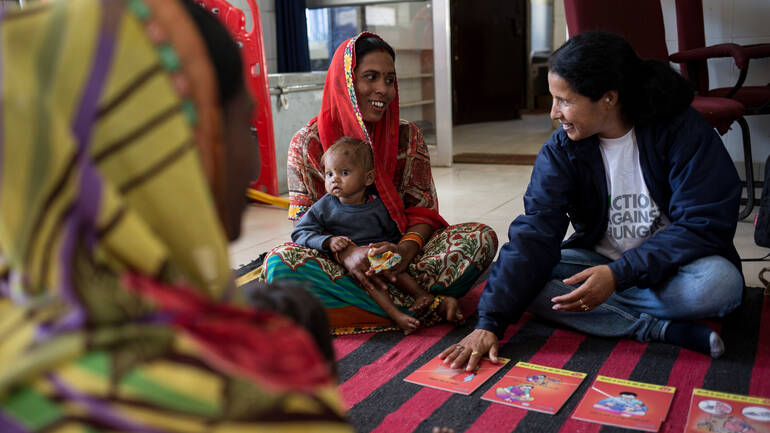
[262,33,498,335]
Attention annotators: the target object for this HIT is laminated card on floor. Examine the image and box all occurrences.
[481,361,587,415]
[684,388,770,433]
[403,355,510,395]
[571,375,676,432]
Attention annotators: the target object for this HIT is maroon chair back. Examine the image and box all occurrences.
[674,0,711,94]
[562,0,755,220]
[563,0,670,62]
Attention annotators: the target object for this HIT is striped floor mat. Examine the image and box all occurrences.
[333,283,770,433]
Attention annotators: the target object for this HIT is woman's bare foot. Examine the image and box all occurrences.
[393,312,420,335]
[408,293,435,312]
[437,296,464,323]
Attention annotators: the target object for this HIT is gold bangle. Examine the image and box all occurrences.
[399,233,424,250]
[404,231,425,244]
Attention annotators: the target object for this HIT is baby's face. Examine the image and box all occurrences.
[323,152,372,204]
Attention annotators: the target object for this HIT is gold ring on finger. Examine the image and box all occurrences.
[579,298,590,311]
[471,350,480,355]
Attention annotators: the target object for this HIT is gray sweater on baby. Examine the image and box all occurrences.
[291,194,401,252]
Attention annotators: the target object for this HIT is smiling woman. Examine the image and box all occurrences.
[256,32,498,335]
[443,31,744,372]
[352,41,396,123]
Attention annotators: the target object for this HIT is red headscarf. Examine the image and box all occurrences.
[314,32,446,232]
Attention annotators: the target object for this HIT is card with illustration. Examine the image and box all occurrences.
[684,388,770,433]
[480,361,587,415]
[571,375,676,432]
[403,355,510,395]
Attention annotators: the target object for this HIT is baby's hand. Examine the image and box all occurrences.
[328,236,352,252]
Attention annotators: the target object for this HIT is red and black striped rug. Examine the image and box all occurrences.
[333,283,770,433]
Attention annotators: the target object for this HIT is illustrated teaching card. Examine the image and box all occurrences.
[481,361,587,415]
[571,375,676,431]
[684,388,770,433]
[403,355,510,395]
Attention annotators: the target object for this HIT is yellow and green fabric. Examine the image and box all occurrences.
[0,0,351,431]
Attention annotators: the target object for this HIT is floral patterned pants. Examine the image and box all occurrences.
[261,222,498,334]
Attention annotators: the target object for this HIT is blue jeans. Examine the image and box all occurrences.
[527,249,743,342]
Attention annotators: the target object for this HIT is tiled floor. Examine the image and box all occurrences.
[230,115,769,288]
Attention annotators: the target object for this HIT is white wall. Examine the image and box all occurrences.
[552,0,566,53]
[661,0,770,168]
[531,0,554,53]
[229,0,278,74]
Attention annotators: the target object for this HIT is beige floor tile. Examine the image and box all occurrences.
[735,214,768,287]
[229,204,292,267]
[453,114,554,156]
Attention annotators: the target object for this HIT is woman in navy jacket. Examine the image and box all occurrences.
[442,31,744,370]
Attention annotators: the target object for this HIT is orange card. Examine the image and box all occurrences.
[403,355,510,395]
[684,388,770,433]
[571,375,676,431]
[481,361,587,415]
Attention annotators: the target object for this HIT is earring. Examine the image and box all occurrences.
[605,98,610,102]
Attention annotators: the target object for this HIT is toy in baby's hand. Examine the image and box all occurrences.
[367,247,402,273]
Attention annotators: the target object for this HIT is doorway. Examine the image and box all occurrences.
[450,0,527,125]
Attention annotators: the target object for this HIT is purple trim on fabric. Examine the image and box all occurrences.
[0,411,28,433]
[148,313,174,324]
[136,311,174,325]
[47,374,168,433]
[78,159,103,252]
[0,280,9,298]
[34,308,87,341]
[55,1,122,330]
[0,10,6,204]
[71,1,121,147]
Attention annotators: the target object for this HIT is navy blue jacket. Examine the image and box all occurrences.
[477,108,743,337]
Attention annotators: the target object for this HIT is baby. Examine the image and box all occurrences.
[291,137,434,334]
[246,280,338,379]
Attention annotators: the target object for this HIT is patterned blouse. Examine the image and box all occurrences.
[287,119,440,223]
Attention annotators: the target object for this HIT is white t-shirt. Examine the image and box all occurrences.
[594,128,670,260]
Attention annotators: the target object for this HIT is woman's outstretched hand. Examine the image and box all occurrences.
[551,264,617,312]
[338,244,388,292]
[439,329,499,372]
[366,240,419,282]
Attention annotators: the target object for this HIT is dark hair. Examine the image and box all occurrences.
[548,31,693,125]
[355,35,395,63]
[179,0,244,105]
[246,281,337,378]
[619,392,638,397]
[323,137,374,171]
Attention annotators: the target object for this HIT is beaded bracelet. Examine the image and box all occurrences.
[399,232,424,249]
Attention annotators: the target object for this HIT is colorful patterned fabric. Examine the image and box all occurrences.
[0,0,350,431]
[367,248,401,273]
[288,32,447,232]
[261,223,498,334]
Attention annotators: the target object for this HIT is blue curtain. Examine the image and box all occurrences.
[276,0,311,73]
